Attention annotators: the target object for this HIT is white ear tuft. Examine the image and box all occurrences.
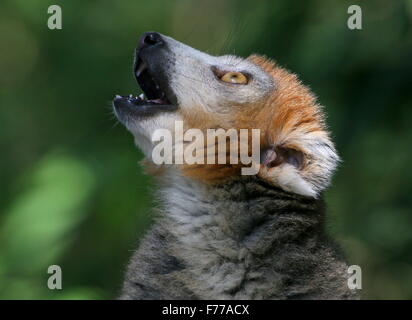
[258,136,339,198]
[274,164,318,198]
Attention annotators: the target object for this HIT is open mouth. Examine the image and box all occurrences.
[134,57,173,105]
[113,57,177,118]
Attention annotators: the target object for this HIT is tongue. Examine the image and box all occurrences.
[148,98,168,104]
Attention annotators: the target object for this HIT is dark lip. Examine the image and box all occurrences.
[113,94,178,120]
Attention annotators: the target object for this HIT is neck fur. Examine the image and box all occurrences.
[159,174,324,252]
[155,173,336,299]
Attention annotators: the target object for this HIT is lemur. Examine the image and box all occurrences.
[113,32,358,299]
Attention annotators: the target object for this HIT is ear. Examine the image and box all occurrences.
[258,133,340,198]
[261,146,304,169]
[259,145,318,197]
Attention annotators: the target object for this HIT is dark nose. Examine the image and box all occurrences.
[138,32,163,50]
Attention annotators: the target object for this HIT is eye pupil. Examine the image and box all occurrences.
[220,71,248,84]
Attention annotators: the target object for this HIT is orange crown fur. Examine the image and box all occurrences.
[149,55,339,197]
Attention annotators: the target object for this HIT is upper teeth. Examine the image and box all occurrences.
[136,61,147,77]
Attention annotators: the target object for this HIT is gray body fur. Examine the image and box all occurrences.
[120,175,357,299]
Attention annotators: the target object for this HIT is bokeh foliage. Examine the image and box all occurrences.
[0,0,411,299]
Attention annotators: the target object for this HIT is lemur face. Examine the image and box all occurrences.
[113,32,339,198]
[113,32,273,154]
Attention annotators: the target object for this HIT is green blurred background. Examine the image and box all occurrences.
[0,0,411,299]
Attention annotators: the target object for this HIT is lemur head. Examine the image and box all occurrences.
[113,32,339,198]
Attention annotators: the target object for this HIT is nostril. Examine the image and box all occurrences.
[138,32,163,50]
[139,32,163,49]
[144,33,159,46]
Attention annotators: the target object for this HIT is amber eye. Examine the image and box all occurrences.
[220,72,248,84]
